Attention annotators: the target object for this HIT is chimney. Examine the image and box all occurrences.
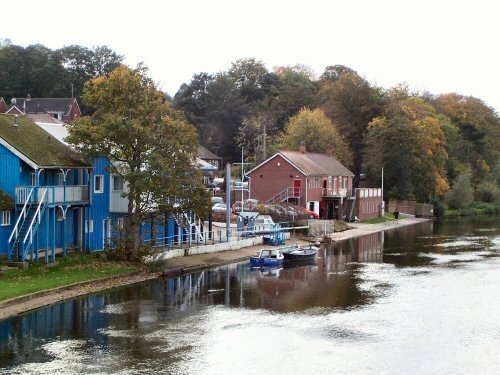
[299,142,306,154]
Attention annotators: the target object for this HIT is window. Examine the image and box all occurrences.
[112,175,124,191]
[31,172,36,186]
[1,211,11,226]
[94,175,104,193]
[117,217,124,229]
[85,220,94,233]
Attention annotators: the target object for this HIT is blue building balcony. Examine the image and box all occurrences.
[16,185,90,205]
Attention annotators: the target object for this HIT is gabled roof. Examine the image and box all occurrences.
[198,145,221,160]
[248,150,354,177]
[281,151,354,176]
[0,114,90,169]
[0,97,7,113]
[0,189,14,210]
[9,98,79,116]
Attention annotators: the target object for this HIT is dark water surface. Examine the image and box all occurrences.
[1,218,499,374]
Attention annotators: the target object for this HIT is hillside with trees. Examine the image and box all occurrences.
[1,43,499,207]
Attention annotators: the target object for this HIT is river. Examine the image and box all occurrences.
[1,217,499,374]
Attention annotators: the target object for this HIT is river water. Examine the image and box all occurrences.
[1,217,499,374]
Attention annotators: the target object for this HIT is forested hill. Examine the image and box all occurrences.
[1,43,499,203]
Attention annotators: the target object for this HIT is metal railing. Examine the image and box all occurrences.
[15,185,89,205]
[322,187,348,197]
[8,187,34,244]
[266,187,302,204]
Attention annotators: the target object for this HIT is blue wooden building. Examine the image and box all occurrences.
[0,114,207,262]
[0,114,92,262]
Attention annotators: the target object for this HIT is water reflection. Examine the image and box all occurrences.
[1,218,499,374]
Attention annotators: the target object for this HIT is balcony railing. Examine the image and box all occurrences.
[322,188,348,197]
[16,185,90,205]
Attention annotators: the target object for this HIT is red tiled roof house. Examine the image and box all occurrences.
[247,144,355,220]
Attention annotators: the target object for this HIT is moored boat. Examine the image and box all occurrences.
[282,245,319,262]
[250,248,284,267]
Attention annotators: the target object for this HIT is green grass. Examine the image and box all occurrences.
[363,212,400,224]
[444,202,500,219]
[0,253,139,302]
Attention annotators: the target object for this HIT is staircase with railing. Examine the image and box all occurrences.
[8,188,48,262]
[265,187,302,205]
[173,211,205,245]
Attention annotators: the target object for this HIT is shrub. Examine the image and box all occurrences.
[444,171,474,209]
[475,181,499,203]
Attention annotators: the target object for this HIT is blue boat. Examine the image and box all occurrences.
[250,248,284,267]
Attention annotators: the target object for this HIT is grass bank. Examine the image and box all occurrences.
[0,253,139,302]
[444,202,500,219]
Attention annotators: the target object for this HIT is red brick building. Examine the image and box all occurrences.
[247,144,355,219]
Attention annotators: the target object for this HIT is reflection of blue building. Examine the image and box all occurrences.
[0,114,204,262]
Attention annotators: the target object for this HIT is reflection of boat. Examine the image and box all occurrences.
[250,249,284,267]
[282,246,319,262]
[250,266,283,277]
[283,258,317,268]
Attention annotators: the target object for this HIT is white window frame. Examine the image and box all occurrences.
[30,172,36,186]
[1,211,11,226]
[94,175,104,193]
[85,219,94,233]
[112,175,124,191]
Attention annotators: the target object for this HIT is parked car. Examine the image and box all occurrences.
[212,203,227,213]
[305,209,319,219]
[211,196,224,205]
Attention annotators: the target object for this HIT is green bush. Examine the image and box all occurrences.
[444,171,474,209]
[475,181,499,203]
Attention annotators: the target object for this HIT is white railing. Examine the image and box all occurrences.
[23,188,48,248]
[266,187,302,204]
[322,188,348,197]
[16,185,89,204]
[8,187,34,243]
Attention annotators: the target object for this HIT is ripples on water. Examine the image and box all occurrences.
[1,218,499,374]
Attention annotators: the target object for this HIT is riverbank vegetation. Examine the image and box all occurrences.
[0,254,139,302]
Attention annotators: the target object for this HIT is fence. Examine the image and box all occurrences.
[388,199,434,217]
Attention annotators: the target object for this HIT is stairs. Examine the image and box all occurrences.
[8,187,48,262]
[266,187,302,205]
[173,212,205,245]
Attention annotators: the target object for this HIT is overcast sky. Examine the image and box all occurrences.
[3,0,499,112]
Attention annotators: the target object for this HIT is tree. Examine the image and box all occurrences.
[277,108,353,167]
[319,65,356,82]
[66,65,210,260]
[0,38,11,48]
[364,98,449,201]
[318,72,386,177]
[432,93,500,181]
[228,58,269,103]
[54,45,123,110]
[0,44,64,99]
[444,171,474,209]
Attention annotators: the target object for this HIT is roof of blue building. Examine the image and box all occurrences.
[0,114,90,168]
